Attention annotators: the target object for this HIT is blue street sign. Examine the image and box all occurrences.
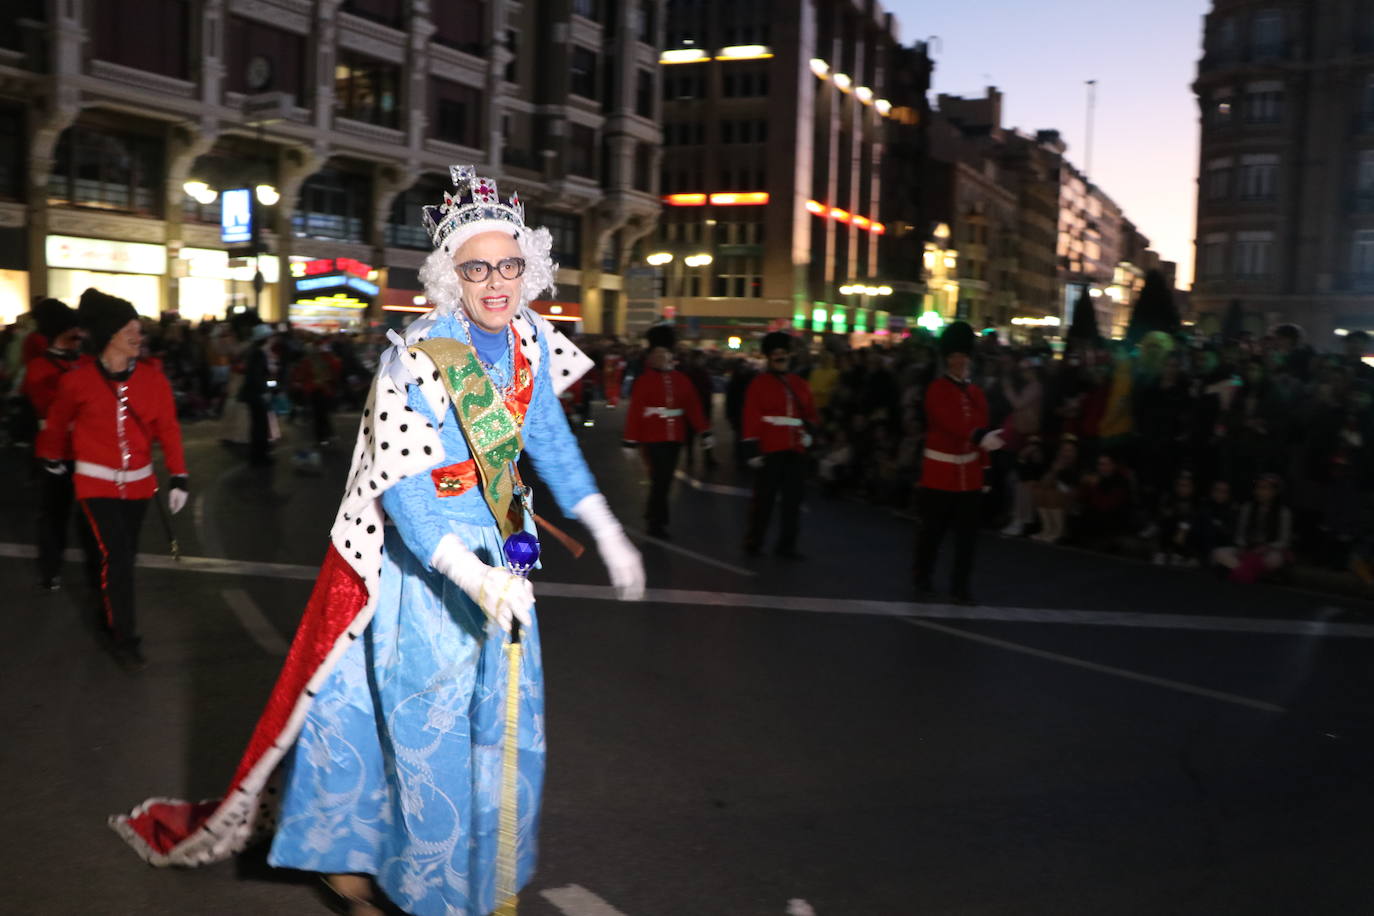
[221,188,253,245]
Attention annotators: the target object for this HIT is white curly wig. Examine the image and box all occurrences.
[418,222,557,317]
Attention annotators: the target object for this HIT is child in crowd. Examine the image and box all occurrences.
[1194,478,1237,566]
[1213,473,1294,583]
[1003,435,1046,536]
[1152,470,1199,566]
[1076,452,1135,550]
[1032,437,1080,544]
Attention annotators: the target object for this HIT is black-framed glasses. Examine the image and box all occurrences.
[455,257,526,282]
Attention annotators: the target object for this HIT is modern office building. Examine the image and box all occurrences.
[0,0,663,333]
[653,0,929,345]
[1193,0,1374,342]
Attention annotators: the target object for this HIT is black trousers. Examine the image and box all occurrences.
[35,466,97,584]
[914,487,982,596]
[79,498,148,645]
[746,451,807,552]
[643,441,681,533]
[311,390,335,443]
[247,397,271,464]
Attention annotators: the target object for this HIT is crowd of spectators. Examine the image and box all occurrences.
[5,301,1373,592]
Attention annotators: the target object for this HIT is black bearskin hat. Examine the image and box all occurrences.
[761,331,793,355]
[33,298,78,341]
[939,320,976,357]
[645,324,677,351]
[78,288,140,353]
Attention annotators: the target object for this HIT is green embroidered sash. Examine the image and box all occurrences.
[411,337,524,539]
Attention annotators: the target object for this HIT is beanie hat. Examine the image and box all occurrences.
[78,288,139,353]
[645,324,677,351]
[761,331,793,355]
[939,320,976,356]
[33,298,79,341]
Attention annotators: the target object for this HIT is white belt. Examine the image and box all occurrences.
[762,416,803,427]
[75,461,153,484]
[923,448,979,465]
[645,407,684,418]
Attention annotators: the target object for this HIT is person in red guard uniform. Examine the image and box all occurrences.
[37,289,189,671]
[623,324,710,538]
[742,331,817,558]
[913,320,1004,604]
[23,298,94,591]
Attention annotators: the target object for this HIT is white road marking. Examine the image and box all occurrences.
[540,884,631,916]
[626,529,757,578]
[2,542,1370,640]
[673,468,753,498]
[221,587,291,655]
[903,617,1286,714]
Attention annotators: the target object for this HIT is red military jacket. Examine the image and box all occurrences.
[624,369,708,444]
[920,374,991,492]
[22,349,92,420]
[742,371,818,455]
[37,359,187,500]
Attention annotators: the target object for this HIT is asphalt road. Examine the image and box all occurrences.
[3,402,1374,916]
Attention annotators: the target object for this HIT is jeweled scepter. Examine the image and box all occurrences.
[494,529,539,916]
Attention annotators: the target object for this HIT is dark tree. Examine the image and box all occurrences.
[1067,287,1100,343]
[1221,298,1246,341]
[1125,270,1180,344]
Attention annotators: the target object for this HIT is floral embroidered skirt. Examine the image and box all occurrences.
[269,523,545,916]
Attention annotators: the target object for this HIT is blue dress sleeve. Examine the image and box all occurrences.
[381,381,452,567]
[521,334,599,516]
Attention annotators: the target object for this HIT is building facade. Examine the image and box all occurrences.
[0,0,663,333]
[653,0,925,345]
[1193,0,1374,342]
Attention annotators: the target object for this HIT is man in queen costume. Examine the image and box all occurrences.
[110,165,646,916]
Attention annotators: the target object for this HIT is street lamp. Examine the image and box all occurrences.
[646,252,674,266]
[683,254,713,267]
[255,184,280,206]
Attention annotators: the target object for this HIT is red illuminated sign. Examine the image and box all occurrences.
[302,257,374,278]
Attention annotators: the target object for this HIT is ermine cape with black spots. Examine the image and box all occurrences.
[108,307,592,866]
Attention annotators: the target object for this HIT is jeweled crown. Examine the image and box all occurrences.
[422,165,526,250]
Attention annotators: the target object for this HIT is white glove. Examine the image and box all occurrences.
[573,492,645,600]
[41,459,68,476]
[430,534,533,632]
[622,442,639,461]
[699,431,715,450]
[980,429,1006,452]
[168,489,188,515]
[747,455,765,469]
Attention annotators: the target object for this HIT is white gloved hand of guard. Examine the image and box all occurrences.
[168,489,188,515]
[430,534,533,632]
[979,429,1006,452]
[747,455,765,469]
[573,492,645,601]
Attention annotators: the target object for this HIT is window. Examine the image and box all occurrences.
[429,78,481,147]
[1239,153,1278,200]
[0,108,21,201]
[1353,230,1374,280]
[1243,81,1283,124]
[636,69,654,118]
[1209,89,1233,126]
[335,53,400,128]
[1213,17,1237,55]
[1202,232,1228,277]
[1251,9,1283,58]
[568,124,596,177]
[572,0,598,20]
[92,0,189,79]
[723,69,769,98]
[539,210,582,267]
[635,1,655,43]
[432,0,486,55]
[225,17,306,104]
[634,144,653,191]
[1206,159,1232,200]
[1234,230,1274,277]
[504,30,519,82]
[293,169,371,242]
[47,125,163,216]
[570,47,598,99]
[342,0,404,27]
[711,255,763,298]
[387,178,447,249]
[721,119,767,144]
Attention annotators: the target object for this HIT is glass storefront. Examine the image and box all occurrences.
[176,247,280,321]
[46,235,167,316]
